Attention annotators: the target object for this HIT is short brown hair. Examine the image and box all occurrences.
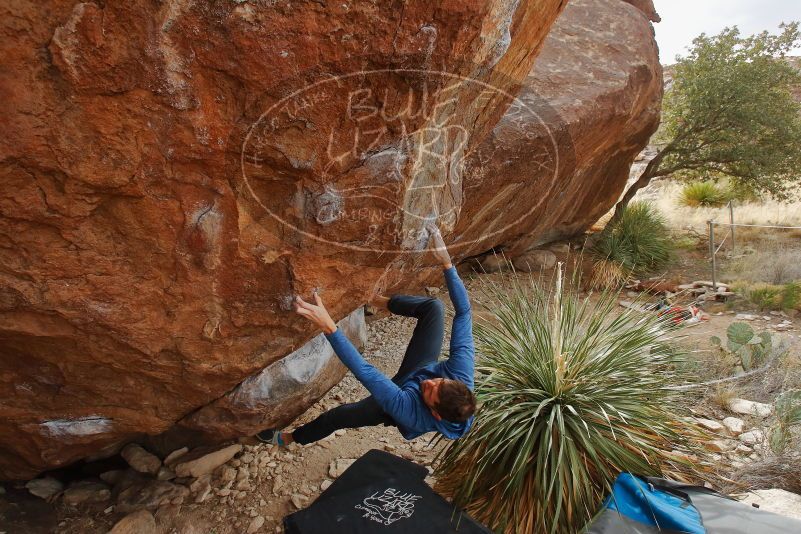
[436,380,476,423]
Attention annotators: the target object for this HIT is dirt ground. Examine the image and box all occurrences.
[2,248,800,533]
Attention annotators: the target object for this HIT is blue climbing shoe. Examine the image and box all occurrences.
[255,429,285,446]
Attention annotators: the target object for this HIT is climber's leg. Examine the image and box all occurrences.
[387,295,445,383]
[290,395,394,445]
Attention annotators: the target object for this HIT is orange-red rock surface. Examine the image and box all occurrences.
[0,0,569,479]
[454,0,663,257]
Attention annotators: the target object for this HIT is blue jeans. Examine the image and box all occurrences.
[292,296,445,445]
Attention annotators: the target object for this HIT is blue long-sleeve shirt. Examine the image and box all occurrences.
[324,266,475,440]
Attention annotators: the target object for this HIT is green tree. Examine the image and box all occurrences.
[613,23,801,220]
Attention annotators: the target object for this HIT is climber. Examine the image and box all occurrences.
[255,224,476,447]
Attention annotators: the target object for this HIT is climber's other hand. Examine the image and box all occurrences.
[295,292,337,334]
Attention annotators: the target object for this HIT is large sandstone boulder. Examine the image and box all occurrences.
[454,0,663,257]
[0,0,568,478]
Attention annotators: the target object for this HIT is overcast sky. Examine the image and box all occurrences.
[653,0,801,64]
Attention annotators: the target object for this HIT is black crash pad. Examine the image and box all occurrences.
[284,449,491,534]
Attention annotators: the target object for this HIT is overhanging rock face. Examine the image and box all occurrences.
[0,0,569,479]
[179,307,366,440]
[453,0,663,257]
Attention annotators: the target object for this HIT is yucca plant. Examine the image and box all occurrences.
[590,202,673,288]
[435,267,703,534]
[679,181,728,207]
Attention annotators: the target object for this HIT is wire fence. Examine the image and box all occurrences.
[707,200,801,289]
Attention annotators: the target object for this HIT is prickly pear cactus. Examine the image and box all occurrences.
[724,322,772,371]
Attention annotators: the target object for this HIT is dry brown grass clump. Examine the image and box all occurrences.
[722,453,801,495]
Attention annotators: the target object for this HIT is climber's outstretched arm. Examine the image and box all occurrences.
[294,293,421,429]
[427,225,474,388]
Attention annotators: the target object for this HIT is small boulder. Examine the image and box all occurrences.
[722,417,745,436]
[328,458,356,478]
[708,439,736,453]
[25,477,63,500]
[512,250,557,272]
[246,515,265,533]
[477,254,508,273]
[219,466,237,483]
[320,479,333,491]
[548,243,571,255]
[116,480,190,513]
[739,429,765,445]
[163,447,189,467]
[99,470,126,485]
[727,398,773,418]
[108,509,157,534]
[173,444,242,478]
[738,489,801,521]
[156,466,175,481]
[121,444,161,475]
[290,493,308,510]
[695,418,724,432]
[63,480,111,506]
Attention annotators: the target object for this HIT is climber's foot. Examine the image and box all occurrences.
[369,295,390,310]
[255,429,292,447]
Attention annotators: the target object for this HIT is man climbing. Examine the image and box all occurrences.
[256,225,476,446]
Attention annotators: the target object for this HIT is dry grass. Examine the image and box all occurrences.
[723,453,801,494]
[708,384,739,411]
[724,248,801,285]
[590,259,629,289]
[636,181,801,232]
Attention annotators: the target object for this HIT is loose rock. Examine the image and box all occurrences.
[156,466,176,481]
[219,466,237,483]
[116,481,190,513]
[121,444,161,475]
[738,489,801,521]
[63,481,111,506]
[173,444,242,478]
[290,493,308,510]
[163,447,189,467]
[25,477,63,500]
[108,509,157,534]
[512,250,557,272]
[328,458,356,478]
[708,440,736,453]
[247,515,266,533]
[727,398,773,418]
[739,429,765,445]
[695,418,724,432]
[722,417,745,436]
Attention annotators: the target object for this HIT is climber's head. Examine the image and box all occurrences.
[421,378,476,423]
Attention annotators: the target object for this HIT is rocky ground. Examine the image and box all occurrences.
[2,260,800,533]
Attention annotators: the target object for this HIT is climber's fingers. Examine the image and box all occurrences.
[295,296,315,311]
[313,291,324,308]
[295,305,312,317]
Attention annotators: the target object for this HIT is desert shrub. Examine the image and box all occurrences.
[747,285,783,309]
[782,281,801,310]
[770,389,801,453]
[723,453,801,494]
[735,281,801,311]
[724,180,763,203]
[434,270,703,534]
[679,181,728,207]
[590,202,673,287]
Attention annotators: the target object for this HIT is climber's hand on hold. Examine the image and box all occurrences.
[295,292,338,334]
[427,224,452,269]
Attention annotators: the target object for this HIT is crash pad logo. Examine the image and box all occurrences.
[240,67,564,255]
[354,487,421,526]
